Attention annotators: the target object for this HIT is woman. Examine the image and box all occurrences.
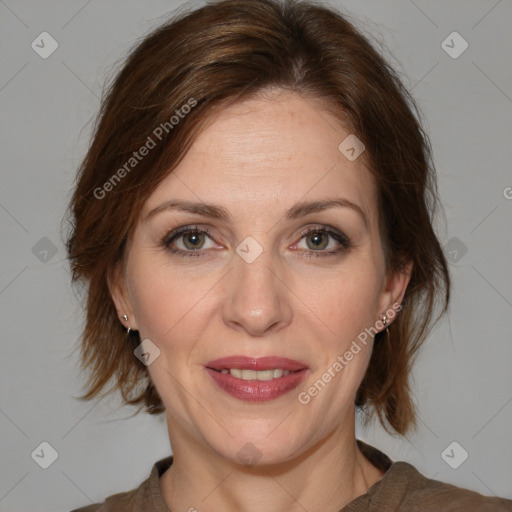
[66,0,512,510]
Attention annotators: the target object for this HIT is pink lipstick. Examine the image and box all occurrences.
[205,356,309,402]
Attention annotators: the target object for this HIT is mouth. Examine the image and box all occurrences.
[204,356,309,402]
[211,367,296,380]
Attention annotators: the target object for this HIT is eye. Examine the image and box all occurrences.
[163,225,218,257]
[162,224,351,259]
[294,227,350,257]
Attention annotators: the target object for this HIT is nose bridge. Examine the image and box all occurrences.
[222,237,292,334]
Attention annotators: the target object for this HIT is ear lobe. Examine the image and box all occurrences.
[379,261,413,320]
[107,263,137,330]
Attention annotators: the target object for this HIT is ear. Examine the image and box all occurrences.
[107,262,138,331]
[376,261,412,325]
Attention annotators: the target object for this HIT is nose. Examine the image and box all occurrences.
[222,247,293,336]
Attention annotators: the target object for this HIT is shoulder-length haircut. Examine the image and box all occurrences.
[65,0,450,435]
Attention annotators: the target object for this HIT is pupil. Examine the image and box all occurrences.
[309,232,326,250]
[185,231,203,249]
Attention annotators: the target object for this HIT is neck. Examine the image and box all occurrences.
[160,416,384,512]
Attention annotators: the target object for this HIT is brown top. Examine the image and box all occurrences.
[71,441,512,511]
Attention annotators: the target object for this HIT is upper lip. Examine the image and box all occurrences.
[205,356,308,372]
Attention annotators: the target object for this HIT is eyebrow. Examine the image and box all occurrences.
[143,197,368,228]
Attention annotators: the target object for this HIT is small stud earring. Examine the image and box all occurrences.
[381,314,387,327]
[122,314,131,334]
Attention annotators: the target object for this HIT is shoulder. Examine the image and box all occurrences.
[353,441,512,511]
[69,487,138,512]
[69,455,173,512]
[392,461,512,511]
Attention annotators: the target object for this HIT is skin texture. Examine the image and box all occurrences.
[110,90,411,512]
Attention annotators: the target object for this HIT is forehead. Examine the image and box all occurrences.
[143,91,377,224]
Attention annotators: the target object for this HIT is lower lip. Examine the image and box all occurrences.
[205,368,309,402]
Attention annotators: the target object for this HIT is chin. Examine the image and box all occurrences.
[209,428,306,469]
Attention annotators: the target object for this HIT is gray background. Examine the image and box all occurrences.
[1,1,511,510]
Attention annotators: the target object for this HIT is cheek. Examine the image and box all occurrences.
[306,278,378,401]
[299,264,382,341]
[126,252,215,346]
[128,260,171,337]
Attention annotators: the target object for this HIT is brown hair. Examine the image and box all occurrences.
[65,0,450,435]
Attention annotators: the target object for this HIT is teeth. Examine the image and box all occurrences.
[220,368,292,380]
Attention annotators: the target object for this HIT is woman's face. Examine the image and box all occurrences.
[112,90,409,465]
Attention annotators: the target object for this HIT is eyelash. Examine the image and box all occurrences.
[161,224,351,259]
